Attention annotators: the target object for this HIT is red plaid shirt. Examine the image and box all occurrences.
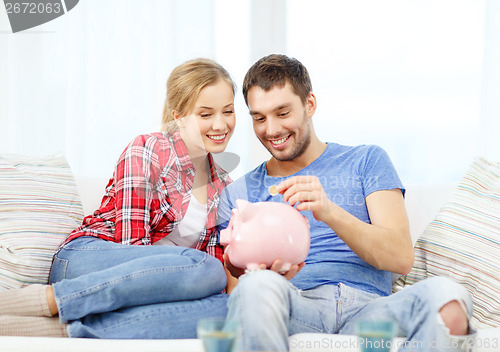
[64,131,231,262]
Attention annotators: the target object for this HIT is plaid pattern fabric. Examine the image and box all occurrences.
[63,131,230,262]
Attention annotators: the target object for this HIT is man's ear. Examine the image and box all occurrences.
[306,92,317,118]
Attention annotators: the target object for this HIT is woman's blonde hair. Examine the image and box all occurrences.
[161,58,236,132]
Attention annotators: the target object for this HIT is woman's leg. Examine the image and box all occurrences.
[49,237,227,323]
[67,293,228,338]
[0,316,68,337]
[0,284,53,317]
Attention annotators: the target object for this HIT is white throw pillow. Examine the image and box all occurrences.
[0,153,84,290]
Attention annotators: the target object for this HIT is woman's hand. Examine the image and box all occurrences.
[223,253,246,278]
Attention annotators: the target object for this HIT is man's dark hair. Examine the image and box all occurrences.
[242,54,313,106]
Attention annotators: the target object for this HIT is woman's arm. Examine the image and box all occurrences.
[114,135,162,244]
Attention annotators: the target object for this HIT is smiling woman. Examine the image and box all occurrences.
[161,59,236,206]
[0,58,236,339]
[175,80,235,157]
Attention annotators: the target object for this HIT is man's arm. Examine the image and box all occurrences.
[332,188,414,274]
[278,176,414,275]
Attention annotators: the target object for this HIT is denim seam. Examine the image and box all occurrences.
[290,315,326,333]
[50,257,68,282]
[91,301,210,332]
[336,283,343,332]
[237,279,248,349]
[61,245,130,251]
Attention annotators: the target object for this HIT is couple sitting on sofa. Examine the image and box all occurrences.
[0,54,475,351]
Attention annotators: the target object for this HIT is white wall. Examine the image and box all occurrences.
[1,0,499,186]
[287,0,493,185]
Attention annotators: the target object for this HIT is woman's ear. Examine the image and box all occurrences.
[172,110,184,128]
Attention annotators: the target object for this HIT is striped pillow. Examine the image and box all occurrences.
[0,154,84,290]
[396,157,500,329]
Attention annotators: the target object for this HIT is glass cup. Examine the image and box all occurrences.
[197,317,238,352]
[355,319,398,352]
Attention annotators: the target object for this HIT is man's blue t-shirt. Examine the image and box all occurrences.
[218,143,405,297]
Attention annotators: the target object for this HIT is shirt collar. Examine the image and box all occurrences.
[207,153,230,185]
[167,130,194,172]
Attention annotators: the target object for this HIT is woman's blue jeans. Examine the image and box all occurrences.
[49,236,229,338]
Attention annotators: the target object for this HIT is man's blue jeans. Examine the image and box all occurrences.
[49,236,229,338]
[227,270,475,351]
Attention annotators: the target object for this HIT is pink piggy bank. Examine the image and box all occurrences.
[220,199,310,271]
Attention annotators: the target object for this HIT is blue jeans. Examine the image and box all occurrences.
[49,236,229,338]
[227,270,475,351]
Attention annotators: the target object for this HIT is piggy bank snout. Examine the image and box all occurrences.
[219,227,231,246]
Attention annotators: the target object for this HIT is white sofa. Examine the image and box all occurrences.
[0,177,498,352]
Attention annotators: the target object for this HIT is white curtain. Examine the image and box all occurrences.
[1,0,499,185]
[1,0,221,178]
[287,0,498,186]
[480,0,500,163]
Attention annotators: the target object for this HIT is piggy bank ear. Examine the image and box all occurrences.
[235,199,250,212]
[235,199,255,222]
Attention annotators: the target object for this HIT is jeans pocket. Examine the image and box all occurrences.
[49,256,69,284]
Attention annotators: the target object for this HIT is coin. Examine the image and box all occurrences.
[268,185,279,196]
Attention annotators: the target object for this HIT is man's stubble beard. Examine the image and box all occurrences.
[264,111,312,162]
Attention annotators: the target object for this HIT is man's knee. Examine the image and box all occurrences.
[419,276,472,308]
[439,300,469,336]
[422,277,471,335]
[233,270,290,301]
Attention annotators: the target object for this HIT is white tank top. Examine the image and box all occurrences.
[154,194,207,247]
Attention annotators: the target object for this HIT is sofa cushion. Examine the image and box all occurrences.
[0,153,84,290]
[394,157,500,329]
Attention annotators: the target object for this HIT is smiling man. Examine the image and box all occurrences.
[218,54,475,351]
